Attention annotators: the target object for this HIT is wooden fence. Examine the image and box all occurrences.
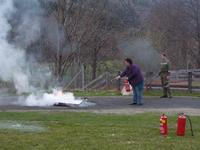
[0,69,200,92]
[145,69,200,92]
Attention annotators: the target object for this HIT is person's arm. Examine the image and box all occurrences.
[115,68,128,80]
[120,68,128,78]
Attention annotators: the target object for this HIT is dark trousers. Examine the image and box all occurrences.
[160,73,171,97]
[132,81,144,104]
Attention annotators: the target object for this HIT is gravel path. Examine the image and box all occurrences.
[0,96,199,115]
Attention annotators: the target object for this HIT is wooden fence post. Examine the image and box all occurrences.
[188,71,192,93]
[105,72,111,89]
[117,71,121,92]
[81,65,85,91]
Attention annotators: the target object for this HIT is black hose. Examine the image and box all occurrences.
[185,115,194,136]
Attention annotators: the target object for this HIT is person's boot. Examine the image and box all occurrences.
[160,88,168,98]
[130,103,137,105]
[160,95,168,98]
[167,88,172,98]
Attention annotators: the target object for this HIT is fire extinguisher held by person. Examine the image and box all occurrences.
[159,53,172,98]
[115,58,144,105]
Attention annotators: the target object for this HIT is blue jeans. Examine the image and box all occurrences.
[132,81,144,104]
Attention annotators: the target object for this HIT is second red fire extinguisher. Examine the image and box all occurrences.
[176,113,187,136]
[176,113,194,136]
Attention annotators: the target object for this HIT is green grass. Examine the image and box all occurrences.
[74,90,121,97]
[0,112,199,150]
[74,90,200,97]
[3,89,200,98]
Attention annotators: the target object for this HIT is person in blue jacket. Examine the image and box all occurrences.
[116,58,144,105]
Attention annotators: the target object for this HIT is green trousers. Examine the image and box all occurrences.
[160,73,171,97]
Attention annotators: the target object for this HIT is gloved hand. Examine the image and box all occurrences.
[115,76,121,80]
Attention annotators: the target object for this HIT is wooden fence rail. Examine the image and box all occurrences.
[145,69,200,92]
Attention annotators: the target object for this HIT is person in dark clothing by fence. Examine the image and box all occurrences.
[116,58,144,105]
[159,53,172,98]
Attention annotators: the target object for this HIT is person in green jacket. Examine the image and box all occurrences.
[159,53,172,98]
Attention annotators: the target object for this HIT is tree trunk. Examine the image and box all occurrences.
[195,1,200,68]
[196,23,200,68]
[54,54,63,84]
[92,49,98,80]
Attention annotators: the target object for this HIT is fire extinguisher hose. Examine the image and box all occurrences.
[185,115,194,136]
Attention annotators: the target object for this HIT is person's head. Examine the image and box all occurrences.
[160,53,167,60]
[124,58,133,67]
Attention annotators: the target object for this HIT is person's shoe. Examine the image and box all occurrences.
[130,103,137,105]
[160,95,168,98]
[168,96,172,99]
[138,103,143,106]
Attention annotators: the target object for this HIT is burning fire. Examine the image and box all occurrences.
[55,90,64,96]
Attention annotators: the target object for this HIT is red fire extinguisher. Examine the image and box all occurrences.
[176,113,187,136]
[176,113,194,136]
[124,80,131,92]
[160,114,168,136]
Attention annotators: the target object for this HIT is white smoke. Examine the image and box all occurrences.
[119,39,160,73]
[21,89,83,107]
[0,0,87,107]
[0,0,30,94]
[13,0,43,49]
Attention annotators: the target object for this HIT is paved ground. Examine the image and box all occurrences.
[87,96,200,115]
[0,96,199,115]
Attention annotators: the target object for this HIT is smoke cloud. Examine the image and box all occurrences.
[0,0,50,94]
[0,0,30,94]
[12,0,43,49]
[0,0,85,107]
[21,89,83,107]
[119,38,160,73]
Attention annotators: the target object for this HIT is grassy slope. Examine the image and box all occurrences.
[0,112,199,150]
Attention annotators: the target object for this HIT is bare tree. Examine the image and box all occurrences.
[146,0,200,69]
[43,0,138,81]
[9,0,139,83]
